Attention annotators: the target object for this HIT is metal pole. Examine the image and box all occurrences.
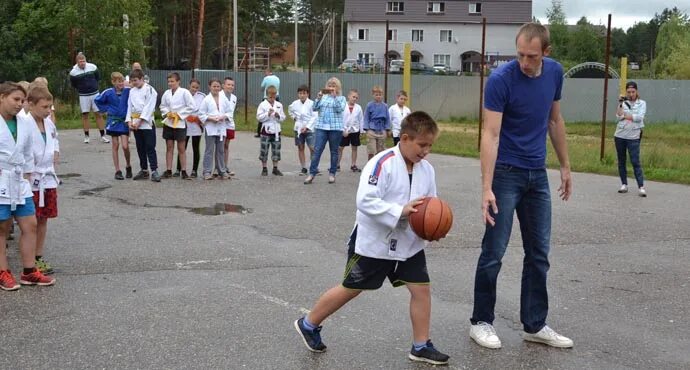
[384,20,390,102]
[600,14,612,161]
[478,17,487,152]
[233,0,238,71]
[245,35,249,127]
[340,14,344,64]
[308,32,313,95]
[294,1,298,69]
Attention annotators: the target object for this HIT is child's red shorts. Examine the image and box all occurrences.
[32,189,58,219]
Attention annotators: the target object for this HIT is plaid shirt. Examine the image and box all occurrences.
[313,95,347,131]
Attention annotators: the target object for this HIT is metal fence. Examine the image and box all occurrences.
[146,70,690,123]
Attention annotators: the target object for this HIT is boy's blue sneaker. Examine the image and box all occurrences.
[294,317,327,352]
[408,340,449,365]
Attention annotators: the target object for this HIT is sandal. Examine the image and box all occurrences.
[304,175,315,184]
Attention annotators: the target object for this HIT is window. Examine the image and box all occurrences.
[387,2,405,13]
[433,54,451,66]
[387,29,398,41]
[427,2,445,13]
[411,29,424,42]
[357,29,369,41]
[357,53,375,65]
[440,30,452,42]
[469,3,482,14]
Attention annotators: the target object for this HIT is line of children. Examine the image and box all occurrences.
[389,90,411,146]
[198,78,233,180]
[175,78,205,178]
[159,72,195,180]
[363,85,391,160]
[126,69,160,182]
[338,89,364,173]
[256,85,286,176]
[294,111,449,365]
[288,85,317,175]
[95,72,132,180]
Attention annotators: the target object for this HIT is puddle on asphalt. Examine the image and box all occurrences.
[189,203,252,216]
[78,185,112,196]
[58,173,82,178]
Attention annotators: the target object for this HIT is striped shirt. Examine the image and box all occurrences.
[313,95,347,131]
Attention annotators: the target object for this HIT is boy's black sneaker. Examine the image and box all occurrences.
[190,170,198,178]
[133,170,149,181]
[261,168,268,176]
[294,317,327,353]
[408,340,449,365]
[181,171,190,180]
[114,171,124,180]
[151,170,161,182]
[125,166,133,178]
[172,171,181,177]
[300,168,308,175]
[162,170,173,179]
[272,167,283,176]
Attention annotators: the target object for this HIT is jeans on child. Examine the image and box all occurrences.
[203,135,226,175]
[133,128,157,171]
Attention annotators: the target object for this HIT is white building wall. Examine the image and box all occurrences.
[347,22,520,70]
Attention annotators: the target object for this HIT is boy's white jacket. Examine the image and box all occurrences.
[256,99,286,140]
[186,91,206,136]
[125,83,157,130]
[343,103,364,133]
[354,145,437,261]
[288,98,316,133]
[388,104,411,137]
[198,93,234,137]
[26,115,59,208]
[0,114,35,210]
[159,87,195,129]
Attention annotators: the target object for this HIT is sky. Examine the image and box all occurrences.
[533,0,690,30]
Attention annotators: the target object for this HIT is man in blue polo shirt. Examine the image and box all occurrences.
[469,23,573,350]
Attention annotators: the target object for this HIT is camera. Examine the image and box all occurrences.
[618,96,629,103]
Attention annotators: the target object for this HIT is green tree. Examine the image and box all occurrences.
[545,0,569,60]
[610,28,627,58]
[654,15,690,78]
[567,17,604,62]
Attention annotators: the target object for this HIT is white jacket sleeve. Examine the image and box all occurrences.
[632,100,646,123]
[141,86,157,124]
[356,162,404,229]
[179,90,196,120]
[275,103,286,122]
[288,101,300,120]
[356,107,364,133]
[159,91,171,116]
[256,102,270,122]
[198,99,210,123]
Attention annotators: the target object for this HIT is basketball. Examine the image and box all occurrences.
[408,197,453,241]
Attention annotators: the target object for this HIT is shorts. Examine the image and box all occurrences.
[226,129,236,140]
[106,130,129,137]
[162,125,187,141]
[79,94,100,113]
[32,189,58,219]
[0,198,36,220]
[259,135,281,162]
[342,226,430,290]
[366,130,387,155]
[294,130,315,148]
[340,132,361,147]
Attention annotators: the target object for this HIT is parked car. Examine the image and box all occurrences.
[410,62,434,75]
[432,64,451,74]
[389,59,404,73]
[338,59,360,72]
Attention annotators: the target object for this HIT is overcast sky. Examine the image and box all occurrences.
[533,0,690,30]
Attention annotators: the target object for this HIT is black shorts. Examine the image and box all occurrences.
[162,125,187,141]
[340,132,361,147]
[106,130,129,137]
[342,226,430,290]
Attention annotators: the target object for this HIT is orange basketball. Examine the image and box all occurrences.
[408,197,453,241]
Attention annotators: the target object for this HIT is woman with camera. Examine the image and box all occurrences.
[614,81,647,197]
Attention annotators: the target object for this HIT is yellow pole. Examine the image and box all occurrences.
[619,57,628,96]
[403,43,411,106]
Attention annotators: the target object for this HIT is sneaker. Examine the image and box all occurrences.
[221,172,231,180]
[181,171,190,180]
[114,170,124,180]
[261,168,268,176]
[35,259,54,275]
[522,325,574,348]
[351,165,361,172]
[408,340,450,365]
[162,170,173,179]
[300,168,308,175]
[639,187,647,197]
[101,135,111,143]
[19,269,55,286]
[151,170,161,182]
[618,184,628,193]
[328,175,336,184]
[203,174,214,180]
[294,317,327,352]
[229,171,235,176]
[272,167,283,176]
[125,166,133,179]
[336,165,341,172]
[172,171,181,178]
[133,170,149,181]
[0,270,20,291]
[190,170,198,178]
[470,322,502,349]
[304,175,314,184]
[83,136,90,144]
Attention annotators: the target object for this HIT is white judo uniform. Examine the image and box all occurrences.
[198,93,234,138]
[288,98,317,134]
[25,115,59,207]
[125,83,157,129]
[186,91,206,137]
[343,103,364,134]
[354,145,437,261]
[256,99,286,140]
[388,104,411,138]
[159,87,195,130]
[0,115,35,211]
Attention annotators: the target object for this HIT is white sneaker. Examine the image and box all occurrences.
[618,184,628,193]
[522,325,573,348]
[470,322,502,349]
[83,136,90,144]
[101,136,111,143]
[639,187,647,197]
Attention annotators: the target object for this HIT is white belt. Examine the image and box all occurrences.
[36,170,59,207]
[1,163,24,211]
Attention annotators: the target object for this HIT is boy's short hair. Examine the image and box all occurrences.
[297,84,309,93]
[372,85,383,94]
[397,90,408,98]
[129,69,145,80]
[27,86,53,103]
[208,77,221,86]
[266,85,278,96]
[189,78,200,86]
[111,72,124,81]
[0,82,27,98]
[167,72,180,81]
[224,76,234,82]
[400,111,439,138]
[348,89,359,95]
[17,81,30,92]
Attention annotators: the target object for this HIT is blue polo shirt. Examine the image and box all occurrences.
[484,58,564,170]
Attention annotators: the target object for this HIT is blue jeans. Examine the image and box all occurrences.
[614,137,644,187]
[133,128,158,171]
[309,129,342,176]
[471,165,552,333]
